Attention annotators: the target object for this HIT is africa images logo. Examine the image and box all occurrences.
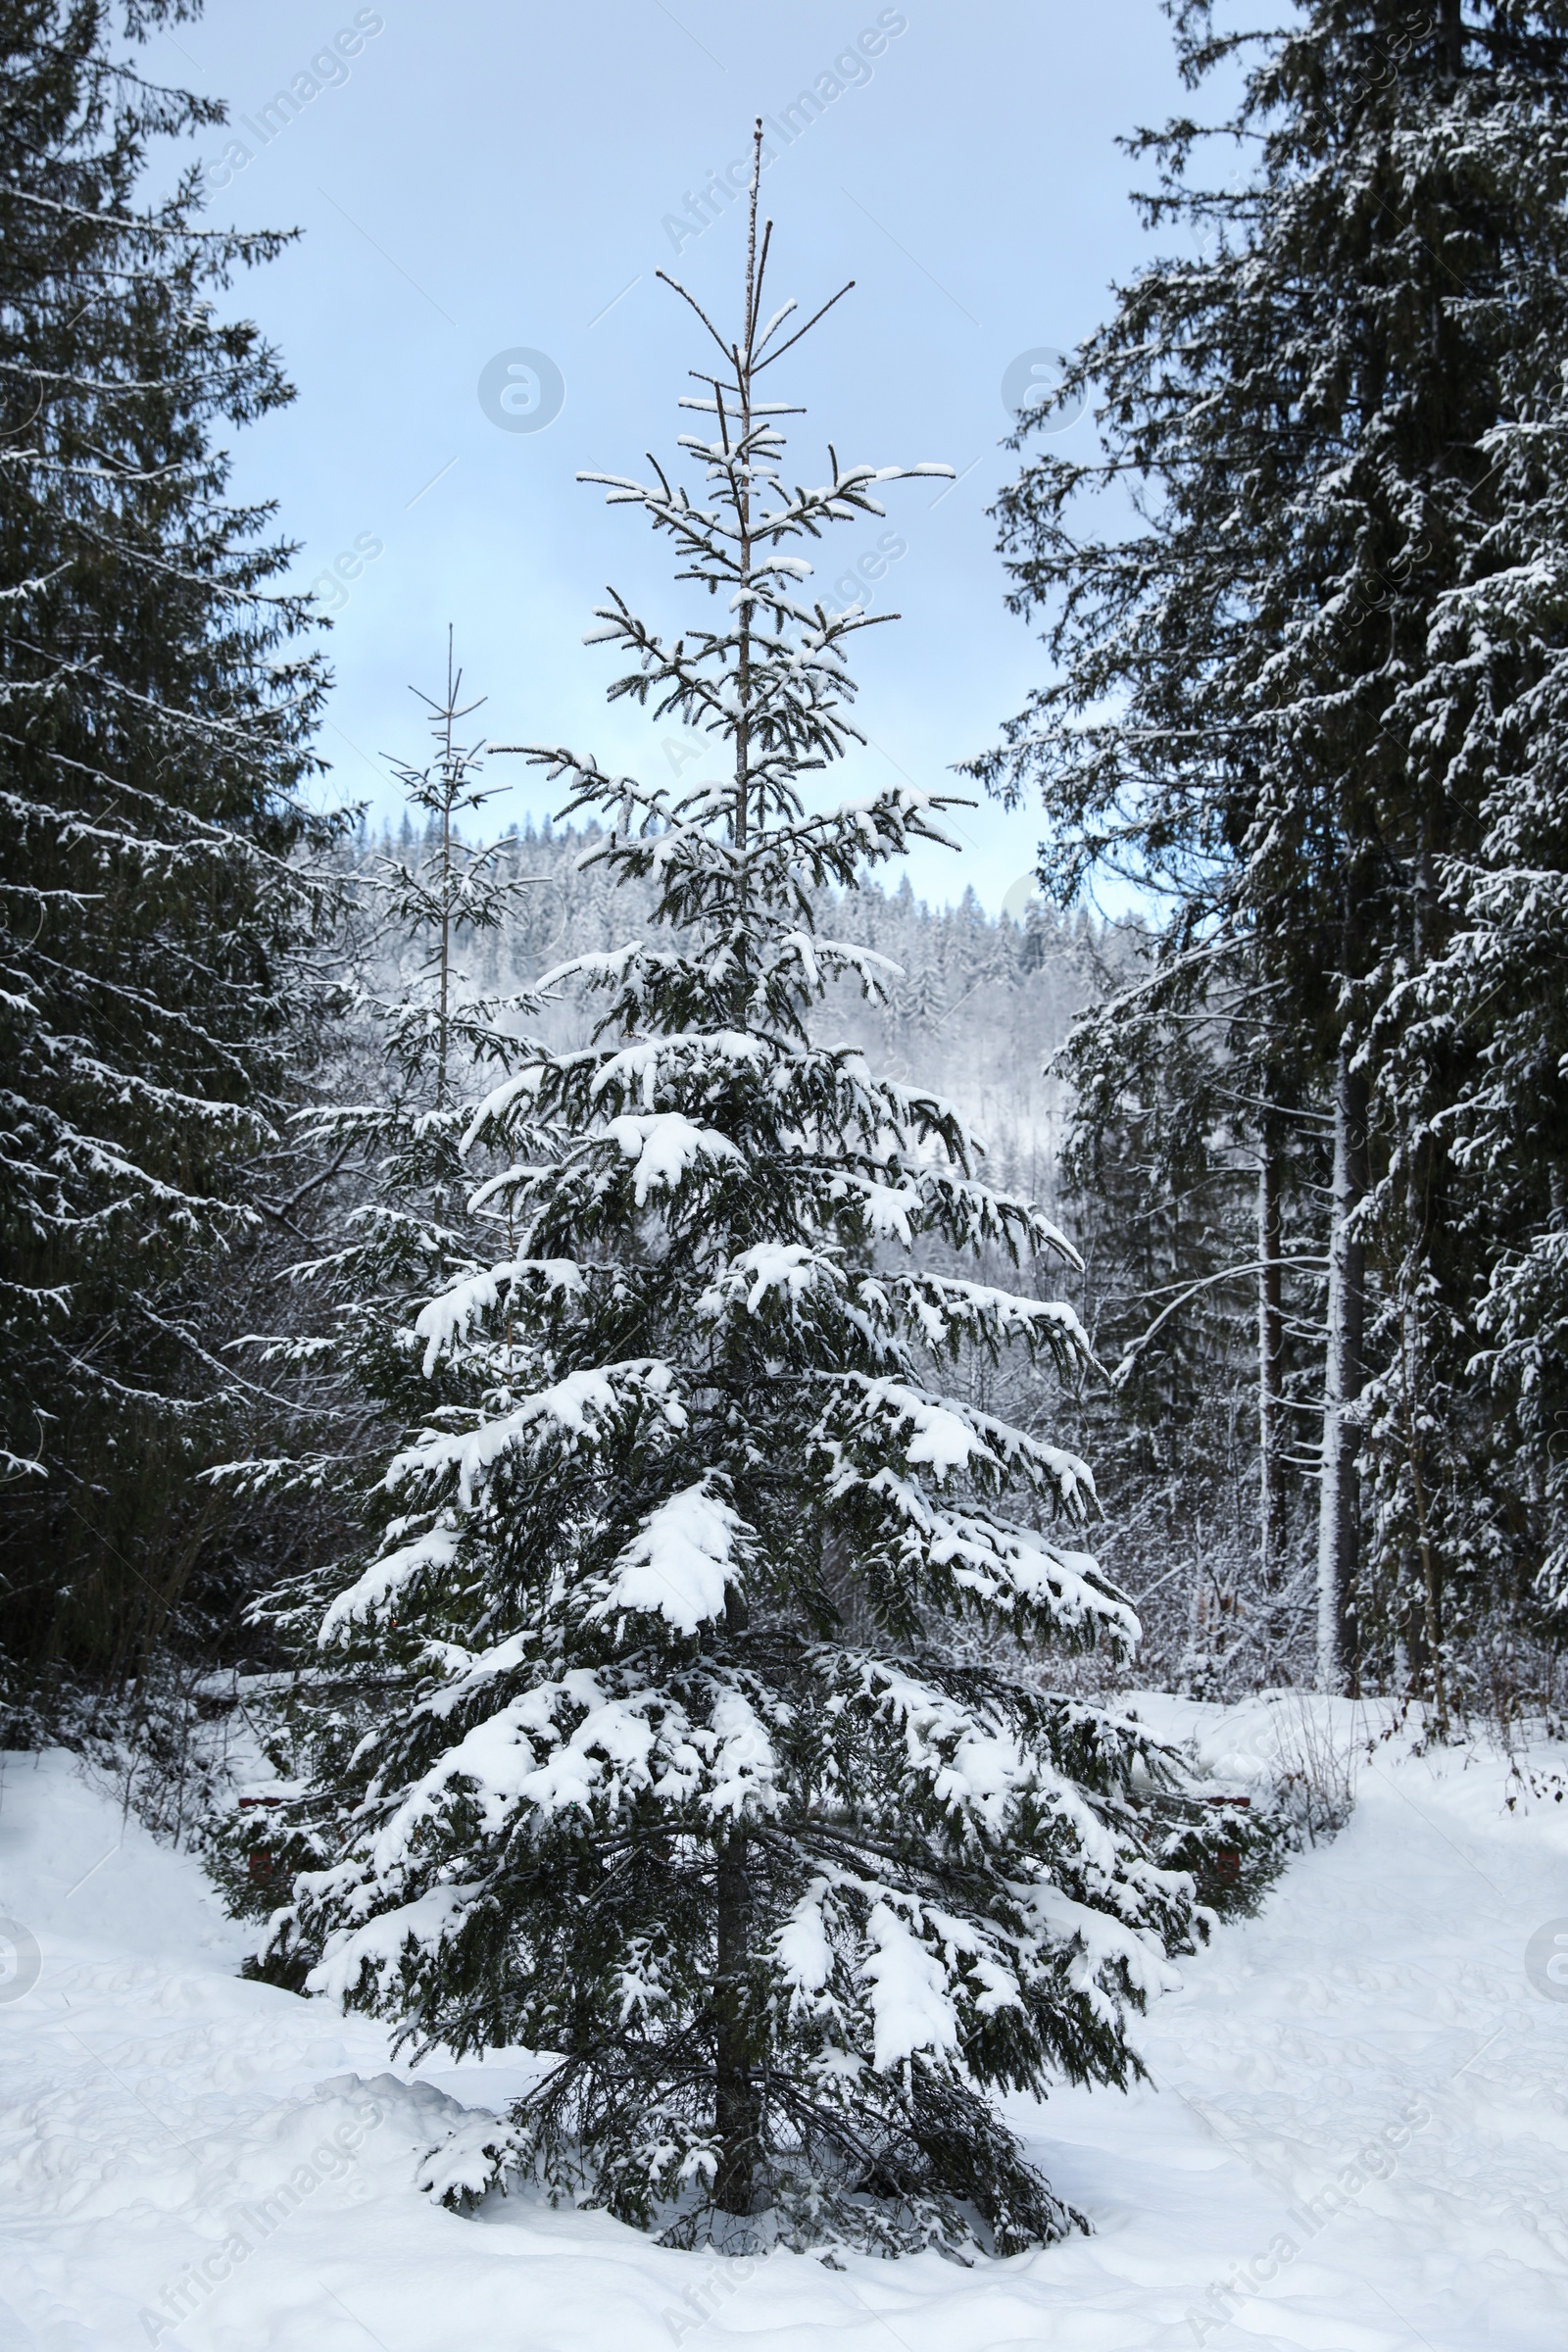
[477,349,566,435]
[1526,1918,1568,2001]
[0,1916,41,2002]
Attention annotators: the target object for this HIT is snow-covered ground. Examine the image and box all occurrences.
[2,1696,1565,2351]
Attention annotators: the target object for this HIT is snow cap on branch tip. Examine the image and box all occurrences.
[865,1901,960,2072]
[776,1880,834,1994]
[605,1110,743,1205]
[599,1481,747,1635]
[319,1525,461,1642]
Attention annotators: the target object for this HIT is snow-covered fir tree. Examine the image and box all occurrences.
[1378,357,1568,1641]
[226,646,535,1520]
[258,139,1214,2258]
[0,0,328,1703]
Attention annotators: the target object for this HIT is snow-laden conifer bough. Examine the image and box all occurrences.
[249,122,1243,2260]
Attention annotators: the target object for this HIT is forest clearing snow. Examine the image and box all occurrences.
[1,1695,1565,2351]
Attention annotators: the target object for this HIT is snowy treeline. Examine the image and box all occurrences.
[324,810,1347,1703]
[370,807,1094,1177]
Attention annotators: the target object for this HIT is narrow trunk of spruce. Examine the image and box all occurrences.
[436,627,457,1110]
[1317,1039,1368,1691]
[1437,0,1464,83]
[1257,1128,1286,1590]
[437,800,452,1109]
[1403,823,1447,1727]
[1410,1326,1447,1731]
[710,122,765,2229]
[712,1580,758,2220]
[732,121,761,858]
[712,1823,758,2218]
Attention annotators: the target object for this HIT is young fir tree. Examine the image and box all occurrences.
[227,648,533,1519]
[258,146,1213,2259]
[970,0,1568,1697]
[1379,362,1568,1646]
[0,0,327,1697]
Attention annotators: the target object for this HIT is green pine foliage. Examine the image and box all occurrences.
[970,0,1568,1698]
[1384,363,1568,1628]
[0,0,328,1695]
[254,158,1216,2260]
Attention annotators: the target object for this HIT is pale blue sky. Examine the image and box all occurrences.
[161,0,1200,910]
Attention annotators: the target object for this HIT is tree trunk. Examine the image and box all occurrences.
[1402,821,1447,1727]
[1317,1039,1368,1690]
[712,1578,758,2220]
[1257,1130,1286,1591]
[712,1824,758,2218]
[1437,0,1464,83]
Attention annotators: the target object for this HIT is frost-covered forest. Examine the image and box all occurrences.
[5,0,1568,2326]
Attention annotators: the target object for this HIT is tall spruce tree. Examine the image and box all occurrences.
[258,144,1216,2259]
[971,0,1568,1696]
[1383,361,1568,1642]
[0,0,327,1696]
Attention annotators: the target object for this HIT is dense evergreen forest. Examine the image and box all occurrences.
[5,0,1568,2265]
[7,0,1568,1739]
